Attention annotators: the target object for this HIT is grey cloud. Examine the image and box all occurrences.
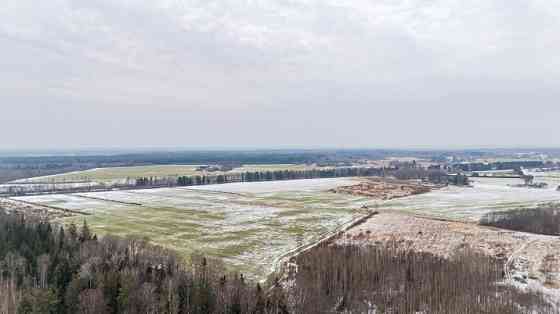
[0,0,559,149]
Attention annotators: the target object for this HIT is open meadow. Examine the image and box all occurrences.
[0,163,326,195]
[379,173,560,221]
[12,165,204,184]
[10,172,560,279]
[12,163,320,185]
[12,177,371,279]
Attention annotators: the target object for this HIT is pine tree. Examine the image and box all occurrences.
[79,220,91,243]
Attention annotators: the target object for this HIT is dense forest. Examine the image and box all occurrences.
[0,210,287,314]
[1,209,556,313]
[290,243,554,314]
[480,205,560,235]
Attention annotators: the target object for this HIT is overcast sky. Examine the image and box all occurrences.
[1,0,559,150]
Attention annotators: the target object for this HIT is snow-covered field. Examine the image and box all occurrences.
[11,165,203,184]
[0,182,102,194]
[380,174,560,221]
[11,173,560,279]
[10,164,320,185]
[185,177,359,194]
[12,178,371,279]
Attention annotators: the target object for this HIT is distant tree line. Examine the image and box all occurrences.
[173,168,387,187]
[0,149,396,183]
[3,166,452,197]
[453,161,546,172]
[149,167,451,189]
[392,168,449,183]
[4,149,560,184]
[480,205,560,236]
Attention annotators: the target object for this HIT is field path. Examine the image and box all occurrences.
[272,209,379,283]
[73,194,143,206]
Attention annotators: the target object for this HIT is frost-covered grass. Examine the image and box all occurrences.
[13,165,203,184]
[14,174,560,279]
[12,163,320,185]
[380,175,560,221]
[230,164,317,172]
[530,170,560,186]
[0,182,101,194]
[12,194,124,212]
[16,178,369,279]
[186,177,358,194]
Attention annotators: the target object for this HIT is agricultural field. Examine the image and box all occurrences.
[0,181,101,195]
[10,172,560,280]
[531,170,560,186]
[232,164,317,172]
[379,173,560,221]
[11,163,321,185]
[11,178,372,279]
[12,165,203,184]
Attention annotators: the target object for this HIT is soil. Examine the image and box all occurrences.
[329,178,434,200]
